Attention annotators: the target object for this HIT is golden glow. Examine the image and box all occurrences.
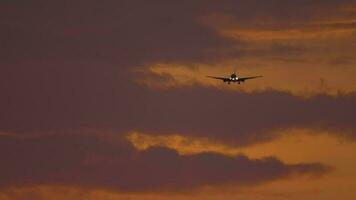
[139,61,356,97]
[126,131,240,156]
[136,8,356,96]
[126,130,356,200]
[222,28,355,41]
[126,130,356,162]
[138,8,356,96]
[2,130,355,200]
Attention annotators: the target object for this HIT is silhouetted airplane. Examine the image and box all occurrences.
[207,72,262,84]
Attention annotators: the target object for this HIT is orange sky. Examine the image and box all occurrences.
[140,34,356,97]
[0,0,355,200]
[1,130,355,200]
[139,2,356,96]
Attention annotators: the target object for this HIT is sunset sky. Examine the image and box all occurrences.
[1,0,356,199]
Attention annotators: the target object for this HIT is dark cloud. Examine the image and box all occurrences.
[0,0,354,143]
[0,0,355,154]
[1,0,354,65]
[198,0,356,33]
[0,0,237,135]
[319,22,356,30]
[328,56,354,66]
[129,88,356,145]
[0,0,236,66]
[0,133,329,191]
[0,0,353,193]
[1,81,355,146]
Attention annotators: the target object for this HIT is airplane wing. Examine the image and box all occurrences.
[238,76,263,81]
[206,76,229,81]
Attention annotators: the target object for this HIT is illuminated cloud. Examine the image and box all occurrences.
[127,130,356,199]
[140,60,356,96]
[0,1,355,199]
[2,130,353,200]
[0,133,329,192]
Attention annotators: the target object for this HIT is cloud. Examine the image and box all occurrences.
[328,56,354,66]
[0,0,353,195]
[204,0,356,27]
[1,81,355,146]
[1,0,355,99]
[0,0,238,66]
[0,133,329,192]
[1,0,354,65]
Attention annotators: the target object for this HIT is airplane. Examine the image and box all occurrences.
[206,72,262,84]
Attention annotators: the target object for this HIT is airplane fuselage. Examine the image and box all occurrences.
[224,73,243,84]
[206,72,262,84]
